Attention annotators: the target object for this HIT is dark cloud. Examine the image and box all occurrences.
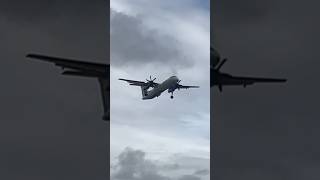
[111,148,206,180]
[110,10,193,68]
[0,0,109,179]
[178,175,201,180]
[112,148,171,180]
[212,0,320,179]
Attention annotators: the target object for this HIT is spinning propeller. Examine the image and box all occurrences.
[146,75,156,83]
[177,79,182,90]
[145,75,157,88]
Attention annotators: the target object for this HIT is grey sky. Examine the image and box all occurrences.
[212,0,320,179]
[0,0,109,179]
[110,0,210,179]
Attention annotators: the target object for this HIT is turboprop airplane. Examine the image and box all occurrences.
[119,76,199,99]
[211,46,287,91]
[26,54,109,121]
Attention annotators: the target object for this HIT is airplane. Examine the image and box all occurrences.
[26,54,110,121]
[211,46,287,91]
[119,76,199,99]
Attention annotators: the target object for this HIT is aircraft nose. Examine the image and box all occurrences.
[170,76,179,82]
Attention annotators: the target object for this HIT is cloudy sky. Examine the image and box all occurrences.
[110,0,210,180]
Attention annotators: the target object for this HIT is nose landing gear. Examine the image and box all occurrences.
[170,92,174,99]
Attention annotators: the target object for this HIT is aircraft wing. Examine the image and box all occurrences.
[220,75,287,86]
[26,54,108,76]
[119,78,159,86]
[177,84,200,89]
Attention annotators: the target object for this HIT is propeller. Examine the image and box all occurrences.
[145,75,157,88]
[146,75,156,82]
[177,80,182,90]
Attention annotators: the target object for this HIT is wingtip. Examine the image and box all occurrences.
[279,79,287,82]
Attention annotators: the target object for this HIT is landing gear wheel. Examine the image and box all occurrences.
[170,95,174,99]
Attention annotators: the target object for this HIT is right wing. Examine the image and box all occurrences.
[119,78,159,86]
[220,75,287,86]
[177,84,200,89]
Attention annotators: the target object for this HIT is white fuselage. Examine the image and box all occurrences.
[142,76,179,100]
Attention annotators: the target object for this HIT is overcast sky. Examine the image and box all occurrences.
[212,0,320,179]
[110,0,210,180]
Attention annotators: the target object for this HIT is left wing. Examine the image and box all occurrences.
[119,78,159,87]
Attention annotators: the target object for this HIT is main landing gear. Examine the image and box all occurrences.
[170,92,174,99]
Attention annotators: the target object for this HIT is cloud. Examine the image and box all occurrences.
[111,148,208,180]
[111,10,190,68]
[194,169,209,176]
[178,175,201,180]
[110,1,210,179]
